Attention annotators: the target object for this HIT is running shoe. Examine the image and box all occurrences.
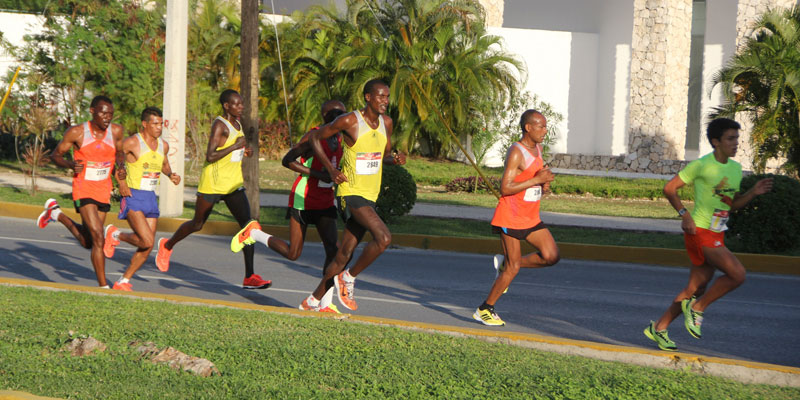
[103,225,120,258]
[155,237,171,272]
[473,307,505,326]
[230,220,261,253]
[320,304,341,314]
[37,198,59,229]
[493,254,508,294]
[643,321,677,351]
[681,298,704,339]
[334,272,358,310]
[242,274,272,289]
[112,281,133,291]
[299,298,320,311]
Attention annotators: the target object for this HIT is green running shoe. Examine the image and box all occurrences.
[681,298,704,339]
[643,321,677,351]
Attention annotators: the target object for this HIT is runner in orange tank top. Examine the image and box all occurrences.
[41,95,127,289]
[473,110,560,327]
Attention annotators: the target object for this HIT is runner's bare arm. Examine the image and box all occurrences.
[499,147,552,196]
[730,177,773,211]
[382,118,405,165]
[310,114,355,184]
[51,125,84,174]
[205,120,244,163]
[664,174,695,234]
[281,138,330,181]
[160,140,181,185]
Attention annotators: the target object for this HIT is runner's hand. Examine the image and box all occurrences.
[534,167,555,185]
[753,178,773,195]
[393,152,407,165]
[118,181,132,197]
[116,166,127,181]
[681,213,696,235]
[169,173,181,185]
[542,182,551,194]
[244,146,254,157]
[72,160,84,175]
[331,169,348,184]
[234,136,247,150]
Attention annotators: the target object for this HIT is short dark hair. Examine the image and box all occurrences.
[141,106,163,122]
[706,118,740,147]
[363,79,388,101]
[323,108,346,124]
[90,95,113,108]
[219,89,240,106]
[519,109,540,133]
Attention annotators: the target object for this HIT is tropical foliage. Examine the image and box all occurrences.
[711,6,800,177]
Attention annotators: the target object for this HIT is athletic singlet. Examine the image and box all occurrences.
[491,142,544,229]
[289,132,342,210]
[337,110,387,202]
[678,152,742,232]
[197,116,245,195]
[125,133,165,191]
[72,122,116,203]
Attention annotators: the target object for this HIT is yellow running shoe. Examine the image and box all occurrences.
[231,220,261,253]
[473,307,505,326]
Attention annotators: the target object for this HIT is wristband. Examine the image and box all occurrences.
[678,208,688,217]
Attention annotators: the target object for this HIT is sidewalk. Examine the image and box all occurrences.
[0,172,681,233]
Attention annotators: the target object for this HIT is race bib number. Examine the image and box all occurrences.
[709,209,729,232]
[84,161,112,181]
[230,148,244,162]
[523,186,542,202]
[355,152,381,175]
[140,171,161,191]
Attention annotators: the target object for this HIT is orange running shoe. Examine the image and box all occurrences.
[242,274,271,289]
[112,281,132,291]
[37,198,59,229]
[334,272,358,311]
[155,237,172,272]
[103,225,120,258]
[298,297,320,311]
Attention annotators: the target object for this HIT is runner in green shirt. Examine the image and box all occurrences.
[644,118,773,351]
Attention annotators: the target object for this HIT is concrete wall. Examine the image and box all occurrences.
[0,12,43,79]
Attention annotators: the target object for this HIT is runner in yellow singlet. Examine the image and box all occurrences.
[155,89,271,290]
[297,79,406,312]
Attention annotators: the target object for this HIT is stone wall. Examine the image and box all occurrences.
[478,0,504,27]
[736,0,798,49]
[627,0,693,167]
[548,152,689,175]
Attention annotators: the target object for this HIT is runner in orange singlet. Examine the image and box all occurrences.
[39,95,127,288]
[473,109,560,326]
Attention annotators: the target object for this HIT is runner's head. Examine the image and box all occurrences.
[90,95,114,130]
[321,100,346,124]
[520,109,547,143]
[363,79,389,115]
[707,118,740,157]
[140,106,164,139]
[219,89,243,119]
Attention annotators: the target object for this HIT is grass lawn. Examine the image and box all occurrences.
[1,285,796,399]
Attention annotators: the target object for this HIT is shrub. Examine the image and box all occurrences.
[445,176,501,193]
[726,174,800,254]
[377,164,417,222]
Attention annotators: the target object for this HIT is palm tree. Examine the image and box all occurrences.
[711,6,800,176]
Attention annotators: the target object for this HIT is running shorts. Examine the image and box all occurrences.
[684,227,725,266]
[286,206,337,226]
[491,222,547,240]
[74,197,111,213]
[197,187,246,204]
[118,188,159,219]
[337,195,376,224]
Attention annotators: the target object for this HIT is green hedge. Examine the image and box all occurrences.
[377,164,417,222]
[727,174,800,254]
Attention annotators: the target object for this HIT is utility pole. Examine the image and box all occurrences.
[159,0,188,216]
[241,0,261,217]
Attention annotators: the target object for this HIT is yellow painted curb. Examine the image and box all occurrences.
[2,277,798,388]
[0,391,61,400]
[2,201,798,274]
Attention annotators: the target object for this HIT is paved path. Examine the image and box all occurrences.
[0,172,681,233]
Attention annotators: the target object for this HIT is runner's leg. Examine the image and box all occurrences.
[485,232,519,306]
[692,247,746,312]
[164,194,215,250]
[654,263,714,331]
[118,213,157,280]
[519,228,560,268]
[344,205,390,277]
[78,204,108,286]
[223,190,256,277]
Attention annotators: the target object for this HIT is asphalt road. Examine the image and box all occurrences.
[1,215,798,367]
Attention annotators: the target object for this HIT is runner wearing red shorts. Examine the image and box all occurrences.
[644,118,773,351]
[473,109,560,326]
[39,95,126,288]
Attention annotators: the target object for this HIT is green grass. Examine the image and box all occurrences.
[1,285,796,400]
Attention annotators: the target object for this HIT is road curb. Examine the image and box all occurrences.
[2,201,797,275]
[1,277,798,388]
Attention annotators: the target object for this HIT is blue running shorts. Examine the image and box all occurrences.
[119,188,160,219]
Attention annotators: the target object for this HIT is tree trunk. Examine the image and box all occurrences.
[241,0,261,218]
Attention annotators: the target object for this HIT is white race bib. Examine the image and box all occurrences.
[140,171,160,191]
[709,209,729,232]
[355,152,381,175]
[230,148,244,162]
[523,186,542,202]
[84,161,112,181]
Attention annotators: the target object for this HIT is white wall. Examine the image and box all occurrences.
[502,0,604,33]
[0,12,44,78]
[701,0,738,157]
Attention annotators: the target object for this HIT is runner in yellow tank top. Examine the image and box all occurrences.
[297,79,406,312]
[155,90,272,290]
